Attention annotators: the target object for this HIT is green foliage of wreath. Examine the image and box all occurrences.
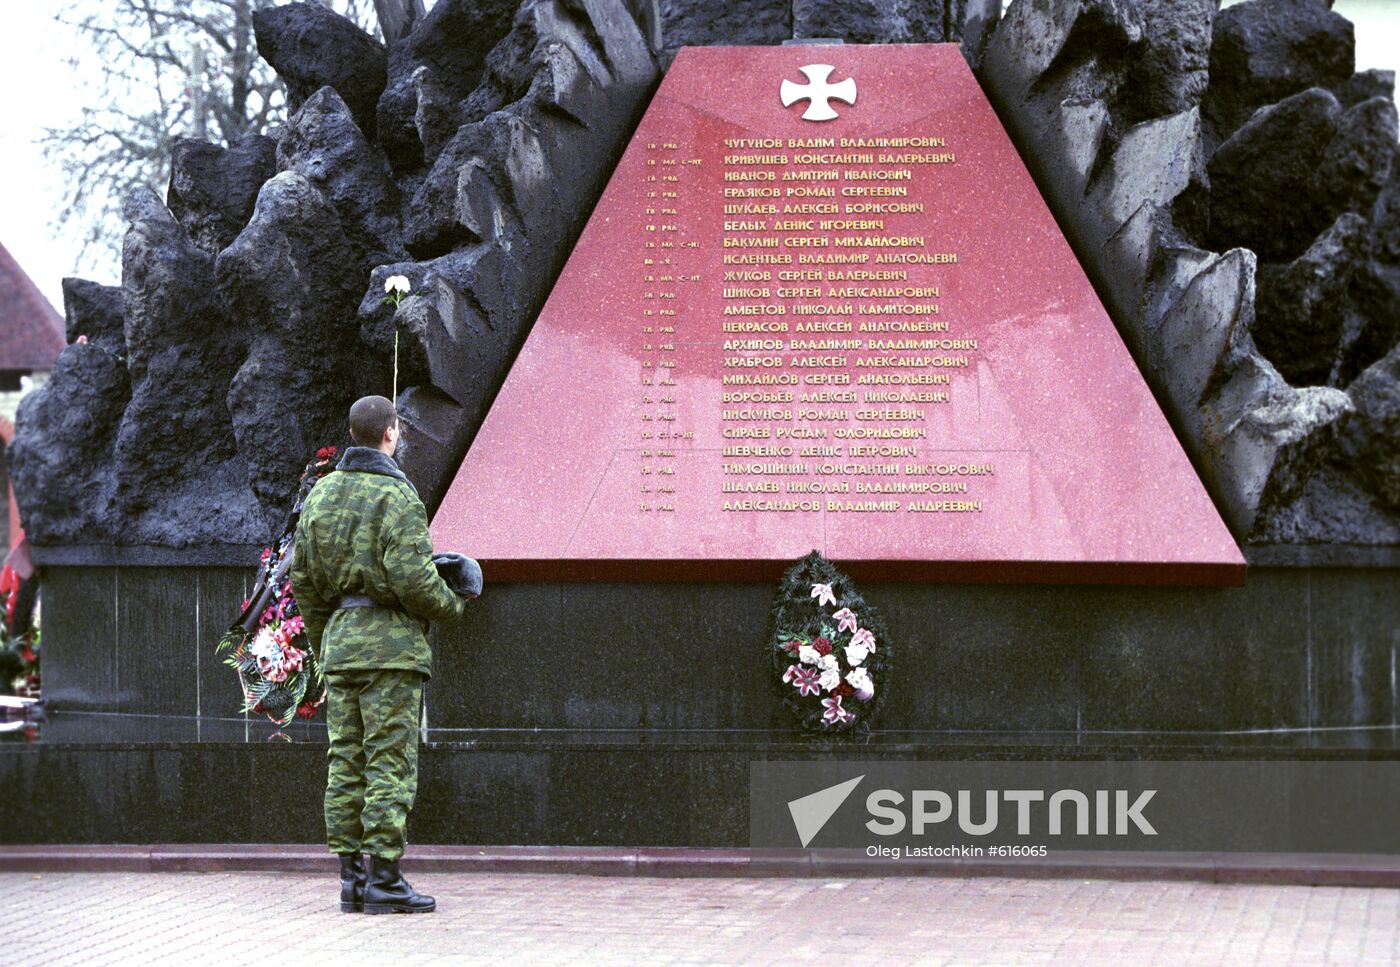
[768,550,892,734]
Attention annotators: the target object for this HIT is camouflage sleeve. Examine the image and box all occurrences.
[289,521,332,655]
[381,488,468,626]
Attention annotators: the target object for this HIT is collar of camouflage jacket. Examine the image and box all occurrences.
[335,446,417,494]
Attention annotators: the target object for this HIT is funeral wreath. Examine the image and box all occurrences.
[215,447,339,726]
[769,550,892,733]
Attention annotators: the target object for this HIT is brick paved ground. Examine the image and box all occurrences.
[3,871,1397,966]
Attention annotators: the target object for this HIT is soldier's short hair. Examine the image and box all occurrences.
[349,395,397,445]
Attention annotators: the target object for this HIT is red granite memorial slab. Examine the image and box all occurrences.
[429,44,1245,585]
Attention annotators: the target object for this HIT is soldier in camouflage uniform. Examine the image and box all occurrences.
[291,395,469,915]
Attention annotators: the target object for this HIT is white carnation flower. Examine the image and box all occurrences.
[844,642,869,666]
[798,645,820,666]
[818,667,841,692]
[249,625,280,661]
[846,666,875,701]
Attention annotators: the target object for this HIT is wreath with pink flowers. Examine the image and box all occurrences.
[214,446,339,726]
[769,550,891,734]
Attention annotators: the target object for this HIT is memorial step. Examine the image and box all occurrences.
[5,713,1397,848]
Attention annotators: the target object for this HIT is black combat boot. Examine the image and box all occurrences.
[338,852,367,913]
[363,855,436,914]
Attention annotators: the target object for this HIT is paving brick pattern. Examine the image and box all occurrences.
[4,871,1398,965]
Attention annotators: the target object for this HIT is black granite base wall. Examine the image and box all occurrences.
[38,566,253,720]
[35,564,1400,733]
[5,719,1397,847]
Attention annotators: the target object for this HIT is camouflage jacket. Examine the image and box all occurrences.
[290,446,466,678]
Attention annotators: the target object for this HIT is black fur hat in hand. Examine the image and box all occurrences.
[433,552,482,598]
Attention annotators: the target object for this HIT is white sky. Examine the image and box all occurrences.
[2,1,1398,317]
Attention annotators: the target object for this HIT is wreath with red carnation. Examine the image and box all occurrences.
[215,446,340,726]
[769,550,892,734]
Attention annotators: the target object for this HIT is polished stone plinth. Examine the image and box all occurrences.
[430,44,1242,584]
[37,564,1400,733]
[5,711,1398,847]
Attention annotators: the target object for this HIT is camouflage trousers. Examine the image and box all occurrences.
[324,668,424,860]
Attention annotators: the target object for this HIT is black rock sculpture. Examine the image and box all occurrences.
[9,0,659,552]
[15,0,1391,553]
[975,0,1400,544]
[252,1,390,137]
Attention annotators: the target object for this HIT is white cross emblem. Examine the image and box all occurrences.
[779,64,857,122]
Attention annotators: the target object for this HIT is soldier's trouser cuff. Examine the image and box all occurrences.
[326,832,363,854]
[325,784,367,853]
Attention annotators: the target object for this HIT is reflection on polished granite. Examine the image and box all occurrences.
[6,711,1400,846]
[6,711,1400,757]
[1,710,328,746]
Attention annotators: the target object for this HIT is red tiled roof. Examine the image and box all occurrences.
[0,239,65,371]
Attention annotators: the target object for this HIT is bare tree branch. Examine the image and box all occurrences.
[42,0,383,273]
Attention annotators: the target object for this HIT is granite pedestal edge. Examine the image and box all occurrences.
[1,842,1398,887]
